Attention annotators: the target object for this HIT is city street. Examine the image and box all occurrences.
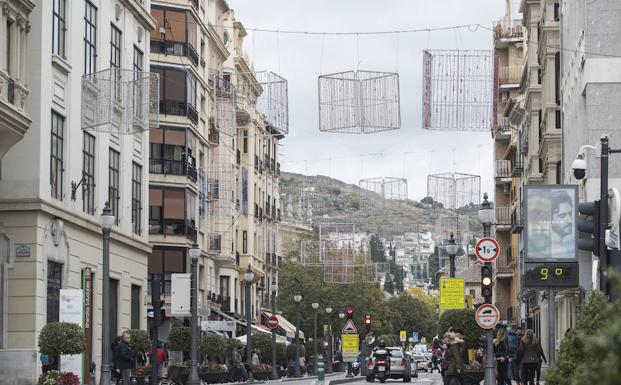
[267,372,444,385]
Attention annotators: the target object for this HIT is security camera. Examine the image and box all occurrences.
[572,154,587,180]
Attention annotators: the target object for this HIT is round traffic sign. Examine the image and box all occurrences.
[475,304,500,329]
[475,237,500,263]
[267,315,279,330]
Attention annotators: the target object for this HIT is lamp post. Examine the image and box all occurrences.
[187,243,201,385]
[325,306,333,373]
[478,193,495,385]
[446,232,458,278]
[338,312,345,374]
[270,278,279,380]
[244,264,255,381]
[99,202,114,385]
[293,294,303,377]
[312,302,319,375]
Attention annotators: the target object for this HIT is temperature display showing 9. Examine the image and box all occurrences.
[524,262,579,287]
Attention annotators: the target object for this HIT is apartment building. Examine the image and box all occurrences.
[561,0,621,347]
[517,0,564,361]
[492,13,525,326]
[0,0,155,383]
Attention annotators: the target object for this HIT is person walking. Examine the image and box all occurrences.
[431,336,443,374]
[232,345,248,382]
[119,333,135,385]
[506,328,520,385]
[111,336,122,384]
[443,330,464,385]
[516,330,544,385]
[534,338,547,385]
[494,327,510,385]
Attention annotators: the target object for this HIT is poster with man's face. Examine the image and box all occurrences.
[525,186,577,261]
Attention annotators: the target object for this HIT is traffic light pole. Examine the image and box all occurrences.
[482,224,495,385]
[600,137,610,296]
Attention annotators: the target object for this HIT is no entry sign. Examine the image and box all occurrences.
[475,237,500,263]
[475,304,500,329]
[267,315,279,330]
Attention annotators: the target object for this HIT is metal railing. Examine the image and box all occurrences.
[496,114,511,134]
[495,206,511,226]
[495,160,512,178]
[511,207,523,232]
[150,40,199,67]
[149,219,196,239]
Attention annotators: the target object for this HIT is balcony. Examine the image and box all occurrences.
[499,66,523,84]
[149,159,198,182]
[493,19,523,40]
[208,129,219,145]
[150,40,199,67]
[0,71,30,158]
[495,160,512,179]
[208,234,222,253]
[495,248,513,275]
[159,100,199,124]
[495,206,511,227]
[495,115,511,138]
[149,219,197,239]
[511,161,523,177]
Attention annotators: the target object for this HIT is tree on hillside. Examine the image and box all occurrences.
[429,246,440,288]
[370,235,386,262]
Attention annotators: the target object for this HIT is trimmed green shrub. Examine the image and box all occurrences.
[38,322,84,356]
[224,337,241,359]
[286,342,306,359]
[167,326,192,355]
[438,309,481,349]
[201,333,226,359]
[124,329,150,354]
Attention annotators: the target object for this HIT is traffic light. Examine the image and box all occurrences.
[577,200,601,256]
[481,265,492,302]
[364,314,371,331]
[347,306,353,319]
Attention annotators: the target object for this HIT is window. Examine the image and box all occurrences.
[152,66,191,116]
[131,285,141,329]
[149,187,194,236]
[133,46,143,72]
[47,261,63,323]
[149,127,188,175]
[50,112,65,200]
[132,162,142,235]
[84,2,97,74]
[52,0,66,58]
[242,231,247,253]
[109,279,119,338]
[82,133,96,214]
[109,149,120,224]
[110,25,122,68]
[148,248,186,295]
[242,130,248,153]
[555,52,560,105]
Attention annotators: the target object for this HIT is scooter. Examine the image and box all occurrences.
[366,349,391,383]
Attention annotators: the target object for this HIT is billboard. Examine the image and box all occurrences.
[525,185,577,261]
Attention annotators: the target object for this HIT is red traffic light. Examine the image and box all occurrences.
[347,306,353,314]
[364,314,371,325]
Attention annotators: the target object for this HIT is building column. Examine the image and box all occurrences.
[9,17,19,79]
[0,11,6,72]
[19,21,29,84]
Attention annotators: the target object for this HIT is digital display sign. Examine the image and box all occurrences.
[524,262,579,287]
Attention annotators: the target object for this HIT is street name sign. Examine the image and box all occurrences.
[440,278,465,311]
[475,237,500,263]
[267,315,279,330]
[475,304,500,329]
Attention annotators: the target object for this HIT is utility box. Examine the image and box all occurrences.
[171,273,191,316]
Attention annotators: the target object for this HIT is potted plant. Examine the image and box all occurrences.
[125,329,151,383]
[131,364,152,385]
[38,322,84,384]
[199,362,229,384]
[200,334,229,383]
[167,326,194,384]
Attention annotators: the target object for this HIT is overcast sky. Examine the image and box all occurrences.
[228,0,507,201]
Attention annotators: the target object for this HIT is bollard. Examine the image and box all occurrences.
[317,354,325,384]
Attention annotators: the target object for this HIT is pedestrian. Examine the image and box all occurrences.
[157,341,168,377]
[534,338,547,385]
[119,332,135,385]
[516,330,544,385]
[431,336,443,373]
[111,336,122,384]
[232,345,248,382]
[494,327,510,385]
[443,330,464,385]
[506,327,520,385]
[252,348,260,365]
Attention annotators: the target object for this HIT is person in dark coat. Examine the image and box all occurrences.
[517,330,544,385]
[494,327,510,385]
[119,333,135,385]
[111,336,122,383]
[443,330,464,385]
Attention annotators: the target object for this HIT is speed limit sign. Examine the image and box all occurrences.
[475,237,499,263]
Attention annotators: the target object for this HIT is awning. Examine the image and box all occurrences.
[263,311,304,339]
[211,306,246,327]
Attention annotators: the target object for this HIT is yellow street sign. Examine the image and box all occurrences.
[399,330,407,342]
[440,278,465,310]
[341,334,359,363]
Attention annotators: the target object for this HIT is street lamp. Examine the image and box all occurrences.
[244,264,255,381]
[446,232,458,278]
[99,202,114,385]
[293,294,303,377]
[478,193,495,385]
[312,302,319,375]
[270,278,279,380]
[325,307,333,373]
[187,242,201,385]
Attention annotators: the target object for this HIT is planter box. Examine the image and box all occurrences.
[200,371,231,384]
[253,371,271,381]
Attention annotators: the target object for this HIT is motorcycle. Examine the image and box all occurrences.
[352,361,360,376]
[366,349,391,383]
